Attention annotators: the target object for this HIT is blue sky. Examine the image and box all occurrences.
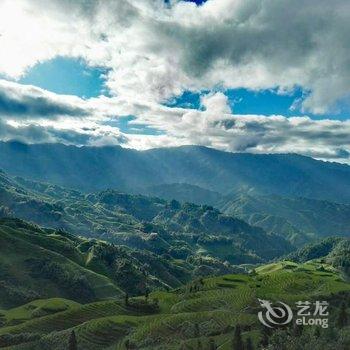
[0,0,349,163]
[103,116,164,136]
[165,88,306,117]
[165,0,207,5]
[19,57,108,99]
[18,56,348,122]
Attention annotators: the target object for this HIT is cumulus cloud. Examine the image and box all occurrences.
[0,80,129,145]
[0,118,128,147]
[0,83,349,162]
[0,1,349,163]
[0,80,90,119]
[1,0,350,113]
[129,92,350,162]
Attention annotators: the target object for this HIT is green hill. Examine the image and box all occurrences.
[0,218,123,309]
[135,181,350,247]
[219,193,350,245]
[0,142,349,203]
[0,170,293,264]
[0,259,349,349]
[0,218,220,302]
[287,236,350,278]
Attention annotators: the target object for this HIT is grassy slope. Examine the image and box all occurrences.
[0,170,293,265]
[1,260,349,349]
[219,193,350,246]
[0,219,122,309]
[0,217,237,299]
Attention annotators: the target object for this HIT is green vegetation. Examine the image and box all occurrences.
[0,206,349,349]
[0,217,215,304]
[0,259,349,349]
[0,144,349,349]
[218,193,350,246]
[0,143,349,204]
[287,237,350,279]
[148,184,350,247]
[0,170,293,267]
[0,218,123,309]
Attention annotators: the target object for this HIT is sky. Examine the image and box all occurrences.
[0,0,349,163]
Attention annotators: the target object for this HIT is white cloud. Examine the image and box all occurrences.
[201,92,231,115]
[0,81,348,163]
[1,0,350,113]
[0,1,349,163]
[132,96,350,162]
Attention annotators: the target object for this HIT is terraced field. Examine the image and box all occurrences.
[1,260,349,349]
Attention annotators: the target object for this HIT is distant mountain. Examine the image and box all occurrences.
[287,236,350,277]
[138,181,350,246]
[1,254,349,349]
[145,183,222,206]
[218,193,350,245]
[0,170,292,265]
[0,217,235,306]
[0,141,349,203]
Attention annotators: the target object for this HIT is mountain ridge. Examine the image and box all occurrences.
[0,169,292,265]
[0,141,349,203]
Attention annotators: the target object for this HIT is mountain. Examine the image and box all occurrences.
[218,193,350,246]
[287,236,350,271]
[139,182,350,246]
[0,218,122,308]
[145,183,222,206]
[0,257,349,349]
[1,143,350,349]
[0,170,292,265]
[0,217,241,306]
[0,141,349,203]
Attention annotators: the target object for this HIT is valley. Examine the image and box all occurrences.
[0,143,349,349]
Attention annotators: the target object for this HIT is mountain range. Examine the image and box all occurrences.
[0,169,292,266]
[0,220,349,349]
[1,141,350,349]
[1,141,349,203]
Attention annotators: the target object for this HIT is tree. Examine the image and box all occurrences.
[337,302,348,328]
[125,293,129,306]
[232,325,244,350]
[292,322,302,337]
[245,336,254,350]
[194,323,200,338]
[314,327,321,338]
[170,199,181,210]
[68,330,78,350]
[260,326,270,348]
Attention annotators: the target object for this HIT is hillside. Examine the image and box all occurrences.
[0,170,293,264]
[0,218,122,309]
[0,259,349,349]
[0,217,232,305]
[142,183,350,246]
[0,142,349,203]
[218,193,350,246]
[1,144,349,349]
[287,236,350,276]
